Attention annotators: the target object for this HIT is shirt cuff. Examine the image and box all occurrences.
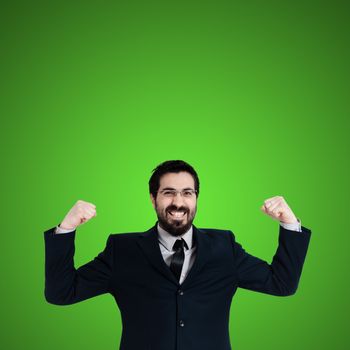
[280,218,302,232]
[55,225,76,234]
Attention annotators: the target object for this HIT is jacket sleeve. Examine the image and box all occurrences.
[44,227,114,305]
[230,225,311,296]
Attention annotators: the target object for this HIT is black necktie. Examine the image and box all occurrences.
[170,238,188,282]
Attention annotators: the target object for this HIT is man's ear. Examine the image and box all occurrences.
[150,193,156,209]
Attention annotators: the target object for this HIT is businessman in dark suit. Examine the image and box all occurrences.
[44,160,312,350]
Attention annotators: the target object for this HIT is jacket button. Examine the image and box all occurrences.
[178,289,184,295]
[179,320,185,327]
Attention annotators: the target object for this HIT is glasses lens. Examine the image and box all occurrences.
[182,190,194,197]
[160,190,196,197]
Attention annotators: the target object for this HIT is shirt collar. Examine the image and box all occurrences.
[157,222,194,251]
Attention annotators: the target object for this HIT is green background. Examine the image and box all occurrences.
[1,0,349,349]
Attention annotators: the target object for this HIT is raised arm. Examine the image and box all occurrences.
[232,196,312,296]
[43,200,114,305]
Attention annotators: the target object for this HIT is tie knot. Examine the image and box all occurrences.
[172,238,188,251]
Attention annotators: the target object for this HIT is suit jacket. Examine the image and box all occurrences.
[44,222,312,350]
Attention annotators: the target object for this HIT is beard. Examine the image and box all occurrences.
[155,203,196,237]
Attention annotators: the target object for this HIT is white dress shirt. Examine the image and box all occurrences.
[54,219,302,285]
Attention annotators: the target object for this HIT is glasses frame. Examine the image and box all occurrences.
[157,189,198,198]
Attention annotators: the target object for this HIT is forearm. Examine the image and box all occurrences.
[264,224,312,295]
[44,226,78,305]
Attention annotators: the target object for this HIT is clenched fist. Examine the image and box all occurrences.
[261,196,298,224]
[59,200,97,230]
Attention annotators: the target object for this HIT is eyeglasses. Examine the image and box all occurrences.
[158,189,197,198]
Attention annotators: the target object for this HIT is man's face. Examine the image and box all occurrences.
[150,171,198,237]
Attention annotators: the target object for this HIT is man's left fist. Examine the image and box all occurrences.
[261,196,298,224]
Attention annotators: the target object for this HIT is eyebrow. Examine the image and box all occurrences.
[161,187,194,191]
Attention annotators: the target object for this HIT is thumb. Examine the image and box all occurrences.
[260,205,267,213]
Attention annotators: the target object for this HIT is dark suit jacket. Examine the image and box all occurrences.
[44,222,312,350]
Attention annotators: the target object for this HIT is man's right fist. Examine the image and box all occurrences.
[59,200,97,230]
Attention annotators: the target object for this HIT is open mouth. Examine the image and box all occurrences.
[167,210,187,219]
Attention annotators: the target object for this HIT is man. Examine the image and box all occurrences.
[44,160,312,350]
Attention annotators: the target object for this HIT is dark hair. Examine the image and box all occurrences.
[149,160,200,199]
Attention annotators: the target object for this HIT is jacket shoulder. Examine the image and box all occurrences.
[197,227,234,240]
[108,231,145,240]
[198,227,232,234]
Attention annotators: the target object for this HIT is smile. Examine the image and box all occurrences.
[168,211,187,219]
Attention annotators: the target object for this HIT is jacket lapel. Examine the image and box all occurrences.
[136,222,213,287]
[181,224,213,288]
[136,223,178,285]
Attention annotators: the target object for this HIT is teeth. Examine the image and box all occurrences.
[169,211,186,218]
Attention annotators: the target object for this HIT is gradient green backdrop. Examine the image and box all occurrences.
[1,0,349,349]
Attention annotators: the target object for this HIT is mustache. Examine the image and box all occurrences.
[166,206,188,213]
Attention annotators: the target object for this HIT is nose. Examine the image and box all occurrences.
[171,192,185,206]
